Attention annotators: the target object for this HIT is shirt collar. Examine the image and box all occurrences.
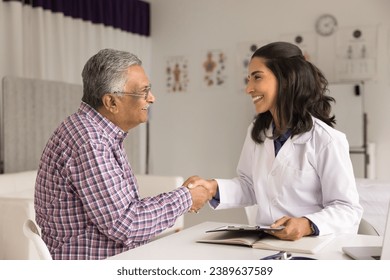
[78,102,128,141]
[272,122,292,141]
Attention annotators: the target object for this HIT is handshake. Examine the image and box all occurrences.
[183,175,218,213]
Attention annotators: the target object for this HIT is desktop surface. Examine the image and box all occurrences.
[108,222,382,260]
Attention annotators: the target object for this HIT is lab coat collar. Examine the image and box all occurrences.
[265,117,315,158]
[264,126,296,160]
[291,117,316,144]
[291,128,313,144]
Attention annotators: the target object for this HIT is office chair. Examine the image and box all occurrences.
[358,218,379,236]
[22,219,52,260]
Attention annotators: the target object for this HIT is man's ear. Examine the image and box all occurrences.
[101,94,118,114]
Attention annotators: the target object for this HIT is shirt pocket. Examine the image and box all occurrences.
[276,163,322,209]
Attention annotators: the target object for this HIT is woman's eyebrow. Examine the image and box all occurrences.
[249,70,263,76]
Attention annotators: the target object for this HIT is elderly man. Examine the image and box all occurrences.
[34,49,210,260]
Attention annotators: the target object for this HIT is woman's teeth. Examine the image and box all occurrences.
[252,96,263,102]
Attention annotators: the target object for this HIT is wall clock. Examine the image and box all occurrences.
[315,14,338,36]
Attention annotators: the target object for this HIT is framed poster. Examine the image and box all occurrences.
[201,49,227,89]
[335,26,378,81]
[165,56,189,93]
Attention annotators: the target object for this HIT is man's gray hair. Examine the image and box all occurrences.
[81,48,142,109]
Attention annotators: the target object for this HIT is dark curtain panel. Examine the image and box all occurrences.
[2,0,150,36]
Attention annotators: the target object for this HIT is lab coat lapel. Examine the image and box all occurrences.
[277,129,313,160]
[264,137,275,157]
[275,138,294,161]
[264,126,275,158]
[263,126,294,161]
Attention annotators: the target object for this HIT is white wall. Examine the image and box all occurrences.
[146,0,390,226]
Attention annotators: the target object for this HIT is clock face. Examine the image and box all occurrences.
[315,14,338,36]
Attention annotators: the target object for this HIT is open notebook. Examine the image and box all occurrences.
[197,225,334,254]
[343,202,390,260]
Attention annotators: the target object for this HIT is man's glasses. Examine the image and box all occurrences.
[113,84,152,100]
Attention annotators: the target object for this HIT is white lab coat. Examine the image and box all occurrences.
[215,117,363,235]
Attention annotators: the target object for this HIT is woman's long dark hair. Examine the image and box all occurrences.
[250,41,336,144]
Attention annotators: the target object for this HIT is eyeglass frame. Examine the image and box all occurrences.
[112,84,152,100]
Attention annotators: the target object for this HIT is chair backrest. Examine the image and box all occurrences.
[22,219,52,260]
[358,218,379,236]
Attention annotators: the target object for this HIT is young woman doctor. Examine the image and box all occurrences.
[185,42,363,241]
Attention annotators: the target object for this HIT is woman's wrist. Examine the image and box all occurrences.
[208,179,218,197]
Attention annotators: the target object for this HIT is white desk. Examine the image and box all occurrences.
[108,221,382,260]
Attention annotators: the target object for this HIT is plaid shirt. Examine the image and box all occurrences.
[34,102,191,260]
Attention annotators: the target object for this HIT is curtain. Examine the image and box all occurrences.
[0,0,151,173]
[2,0,150,36]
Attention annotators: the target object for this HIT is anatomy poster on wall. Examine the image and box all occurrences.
[201,49,227,89]
[165,56,189,93]
[279,32,318,64]
[335,26,377,81]
[236,40,269,93]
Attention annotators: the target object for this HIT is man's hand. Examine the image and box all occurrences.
[183,175,218,198]
[187,185,211,213]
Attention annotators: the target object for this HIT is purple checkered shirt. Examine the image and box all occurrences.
[34,102,191,260]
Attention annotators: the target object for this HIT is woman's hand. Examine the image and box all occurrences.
[183,175,218,198]
[266,216,313,240]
